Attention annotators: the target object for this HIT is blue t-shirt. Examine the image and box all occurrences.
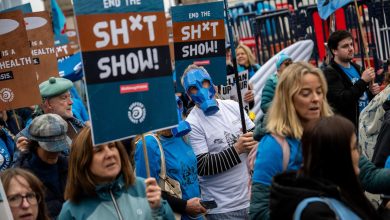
[339,65,369,112]
[135,134,200,220]
[252,134,302,186]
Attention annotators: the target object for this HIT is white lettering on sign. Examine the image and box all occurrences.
[182,41,218,58]
[103,0,121,8]
[93,15,157,48]
[97,48,159,79]
[125,0,141,5]
[181,21,218,41]
[0,57,32,70]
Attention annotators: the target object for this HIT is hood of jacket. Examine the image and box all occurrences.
[270,172,343,219]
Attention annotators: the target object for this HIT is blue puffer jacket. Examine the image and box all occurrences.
[59,176,174,220]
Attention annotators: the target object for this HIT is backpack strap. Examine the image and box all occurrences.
[136,133,167,179]
[293,197,362,220]
[271,134,290,171]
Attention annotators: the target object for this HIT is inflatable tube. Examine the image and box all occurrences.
[249,40,314,120]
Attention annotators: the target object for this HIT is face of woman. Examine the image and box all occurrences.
[90,143,122,184]
[293,73,324,125]
[7,176,39,220]
[236,48,249,66]
[350,133,360,175]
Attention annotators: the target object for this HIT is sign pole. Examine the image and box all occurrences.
[12,110,21,131]
[141,133,151,178]
[223,0,247,133]
[353,0,371,70]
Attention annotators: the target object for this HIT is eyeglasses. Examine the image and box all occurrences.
[7,192,40,207]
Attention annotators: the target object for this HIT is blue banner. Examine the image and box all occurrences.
[317,0,353,19]
[172,1,226,92]
[73,0,177,145]
[1,3,32,13]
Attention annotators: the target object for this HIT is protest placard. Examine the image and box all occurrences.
[0,10,41,111]
[219,70,250,112]
[25,11,59,83]
[172,1,226,91]
[73,0,177,145]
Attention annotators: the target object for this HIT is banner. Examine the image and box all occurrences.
[25,11,59,83]
[172,1,226,91]
[219,70,250,112]
[317,0,352,19]
[1,3,32,13]
[73,0,177,145]
[0,10,41,111]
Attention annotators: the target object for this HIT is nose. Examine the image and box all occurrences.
[20,197,31,208]
[68,98,73,105]
[312,93,320,102]
[103,146,115,158]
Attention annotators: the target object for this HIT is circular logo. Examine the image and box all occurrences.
[0,88,14,102]
[128,102,146,124]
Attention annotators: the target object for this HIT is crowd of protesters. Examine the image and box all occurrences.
[2,30,390,220]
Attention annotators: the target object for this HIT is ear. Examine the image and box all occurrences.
[42,99,52,110]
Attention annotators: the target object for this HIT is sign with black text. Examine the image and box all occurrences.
[172,1,226,91]
[219,70,250,112]
[73,0,177,145]
[0,10,41,111]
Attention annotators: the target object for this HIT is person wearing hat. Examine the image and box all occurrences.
[16,77,85,153]
[260,53,292,114]
[13,113,70,219]
[253,53,292,142]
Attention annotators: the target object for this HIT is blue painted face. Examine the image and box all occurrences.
[171,96,191,137]
[183,68,219,116]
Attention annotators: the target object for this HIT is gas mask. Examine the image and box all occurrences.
[183,68,219,116]
[171,96,191,137]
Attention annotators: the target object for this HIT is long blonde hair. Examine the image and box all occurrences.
[266,62,333,139]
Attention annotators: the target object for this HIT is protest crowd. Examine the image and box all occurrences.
[2,0,390,220]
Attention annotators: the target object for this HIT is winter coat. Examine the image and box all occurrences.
[14,151,68,219]
[372,100,390,167]
[270,172,367,219]
[249,155,390,220]
[261,73,278,114]
[58,176,174,220]
[323,60,373,126]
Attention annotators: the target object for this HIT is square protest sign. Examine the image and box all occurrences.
[172,1,226,92]
[0,10,41,111]
[25,11,59,83]
[73,0,177,145]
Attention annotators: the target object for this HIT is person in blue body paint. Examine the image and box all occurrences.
[135,96,206,219]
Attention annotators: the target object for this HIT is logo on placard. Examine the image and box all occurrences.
[0,88,14,102]
[128,102,146,124]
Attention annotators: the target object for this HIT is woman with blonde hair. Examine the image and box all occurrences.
[58,127,174,220]
[236,43,261,105]
[249,62,333,219]
[1,168,50,220]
